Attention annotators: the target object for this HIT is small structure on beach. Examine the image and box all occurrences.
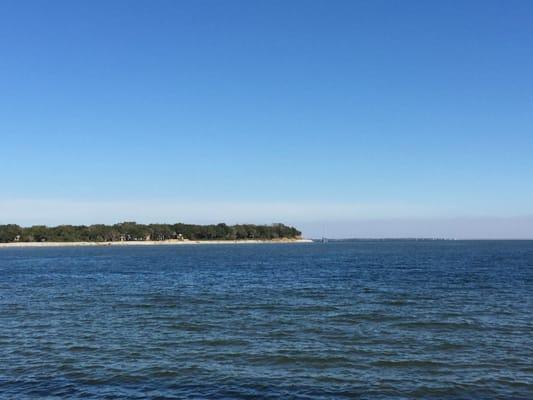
[171,232,184,241]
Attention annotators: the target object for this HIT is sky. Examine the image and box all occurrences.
[1,0,532,238]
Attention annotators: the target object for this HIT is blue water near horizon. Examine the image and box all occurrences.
[1,240,532,399]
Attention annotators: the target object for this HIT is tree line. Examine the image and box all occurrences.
[0,222,302,243]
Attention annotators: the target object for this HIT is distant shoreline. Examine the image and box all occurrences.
[0,238,313,248]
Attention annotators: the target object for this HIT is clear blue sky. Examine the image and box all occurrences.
[1,0,532,237]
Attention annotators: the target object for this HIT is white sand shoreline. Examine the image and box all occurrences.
[0,239,313,248]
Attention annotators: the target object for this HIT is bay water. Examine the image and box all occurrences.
[1,240,532,399]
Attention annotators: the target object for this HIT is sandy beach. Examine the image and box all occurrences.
[0,238,313,248]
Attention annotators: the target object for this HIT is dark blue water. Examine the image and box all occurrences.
[1,241,532,399]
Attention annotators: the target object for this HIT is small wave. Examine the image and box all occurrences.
[371,359,447,368]
[393,320,481,330]
[433,342,468,351]
[245,353,353,367]
[67,345,99,352]
[191,338,249,347]
[329,313,403,323]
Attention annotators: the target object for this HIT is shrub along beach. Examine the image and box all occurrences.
[0,222,310,247]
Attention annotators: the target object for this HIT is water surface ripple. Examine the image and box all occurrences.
[1,240,532,399]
